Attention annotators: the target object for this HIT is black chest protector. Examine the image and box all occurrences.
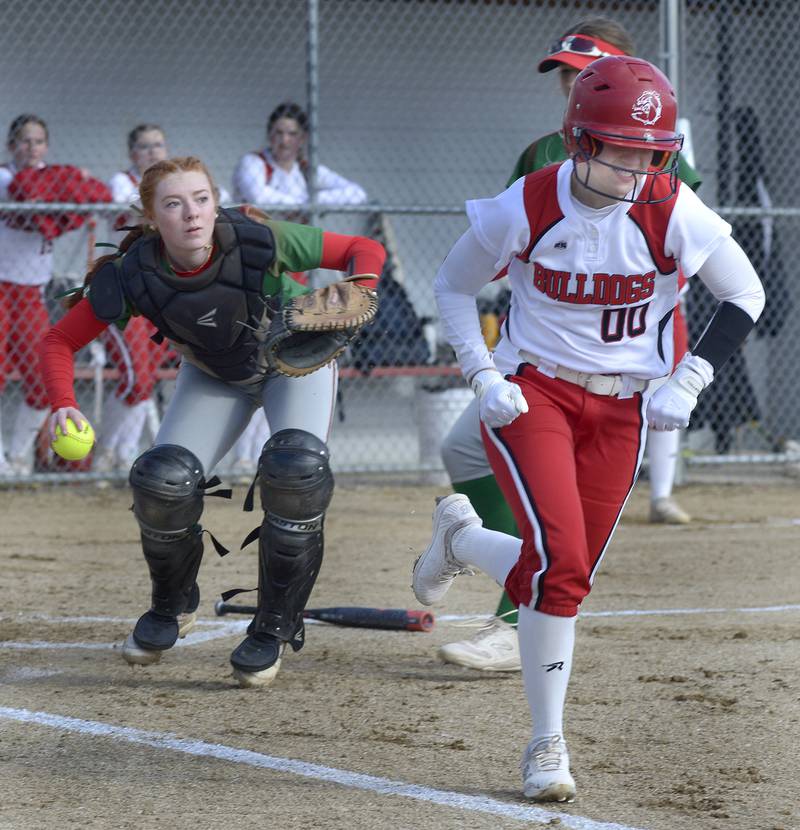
[90,207,277,383]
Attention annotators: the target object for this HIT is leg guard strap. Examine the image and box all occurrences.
[251,429,334,646]
[130,444,206,616]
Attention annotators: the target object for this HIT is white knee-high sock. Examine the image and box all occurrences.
[0,408,7,462]
[518,605,576,740]
[143,398,161,443]
[9,402,48,461]
[115,401,149,464]
[98,394,127,451]
[647,428,680,501]
[452,524,521,587]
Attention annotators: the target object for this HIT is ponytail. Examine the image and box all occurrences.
[238,204,271,225]
[64,225,147,309]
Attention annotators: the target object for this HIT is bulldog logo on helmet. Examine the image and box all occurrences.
[631,90,662,126]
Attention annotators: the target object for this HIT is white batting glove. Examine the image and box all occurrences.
[471,368,529,429]
[647,354,714,431]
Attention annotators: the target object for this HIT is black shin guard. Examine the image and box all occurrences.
[129,445,207,648]
[250,429,334,649]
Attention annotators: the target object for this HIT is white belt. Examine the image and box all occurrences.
[520,350,648,398]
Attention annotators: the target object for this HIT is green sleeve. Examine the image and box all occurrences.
[677,155,702,192]
[506,132,568,188]
[270,221,324,273]
[507,133,701,194]
[261,220,324,299]
[506,146,532,189]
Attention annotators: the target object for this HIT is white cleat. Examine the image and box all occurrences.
[412,493,480,606]
[438,617,521,671]
[177,610,197,639]
[7,456,33,476]
[91,449,118,474]
[649,496,691,525]
[521,735,576,802]
[121,633,163,666]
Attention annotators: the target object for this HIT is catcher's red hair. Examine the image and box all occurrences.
[67,156,219,308]
[138,156,219,217]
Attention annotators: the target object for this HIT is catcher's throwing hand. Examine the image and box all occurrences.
[48,406,90,441]
[472,368,529,428]
[265,275,379,377]
[646,353,714,431]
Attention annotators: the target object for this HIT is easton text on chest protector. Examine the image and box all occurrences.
[89,207,278,383]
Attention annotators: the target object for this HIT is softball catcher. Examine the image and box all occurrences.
[39,156,384,687]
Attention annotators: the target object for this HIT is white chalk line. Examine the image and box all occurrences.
[0,620,248,651]
[619,517,800,530]
[0,614,233,625]
[2,603,799,651]
[579,603,800,619]
[441,602,800,622]
[0,707,645,830]
[1,667,63,681]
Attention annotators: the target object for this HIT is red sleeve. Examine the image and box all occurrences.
[320,232,385,291]
[38,297,109,411]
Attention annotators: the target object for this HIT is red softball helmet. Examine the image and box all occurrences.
[563,56,684,203]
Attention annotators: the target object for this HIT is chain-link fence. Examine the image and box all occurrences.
[0,0,797,483]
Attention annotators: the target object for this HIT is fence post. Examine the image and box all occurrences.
[306,0,321,288]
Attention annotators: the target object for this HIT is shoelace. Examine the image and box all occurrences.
[439,561,475,582]
[450,610,518,631]
[523,737,567,773]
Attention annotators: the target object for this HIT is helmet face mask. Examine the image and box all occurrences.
[563,57,684,205]
[571,129,684,205]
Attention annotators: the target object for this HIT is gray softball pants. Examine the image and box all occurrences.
[155,361,337,475]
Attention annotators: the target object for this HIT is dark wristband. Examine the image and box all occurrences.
[693,301,755,372]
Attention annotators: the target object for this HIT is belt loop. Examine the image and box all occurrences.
[536,359,558,379]
[618,375,640,399]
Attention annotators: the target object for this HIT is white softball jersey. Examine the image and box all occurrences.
[465,162,731,380]
[109,167,231,210]
[0,162,54,285]
[108,167,140,204]
[233,149,367,206]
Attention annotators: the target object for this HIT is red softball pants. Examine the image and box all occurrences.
[101,316,169,405]
[482,365,648,617]
[0,281,50,408]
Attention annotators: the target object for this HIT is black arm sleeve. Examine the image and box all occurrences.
[693,301,756,372]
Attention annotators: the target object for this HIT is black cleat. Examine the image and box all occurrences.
[121,610,178,666]
[229,633,285,688]
[133,610,180,650]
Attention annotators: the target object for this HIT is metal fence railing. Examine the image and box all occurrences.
[1,0,798,484]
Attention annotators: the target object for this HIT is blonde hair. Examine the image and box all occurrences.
[66,156,219,309]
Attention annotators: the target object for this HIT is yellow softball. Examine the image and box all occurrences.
[52,418,96,461]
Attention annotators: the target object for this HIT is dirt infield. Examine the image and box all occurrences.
[1,479,798,830]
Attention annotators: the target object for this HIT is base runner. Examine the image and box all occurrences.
[438,17,702,674]
[412,57,764,802]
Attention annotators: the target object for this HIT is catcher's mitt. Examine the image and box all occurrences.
[265,276,379,377]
